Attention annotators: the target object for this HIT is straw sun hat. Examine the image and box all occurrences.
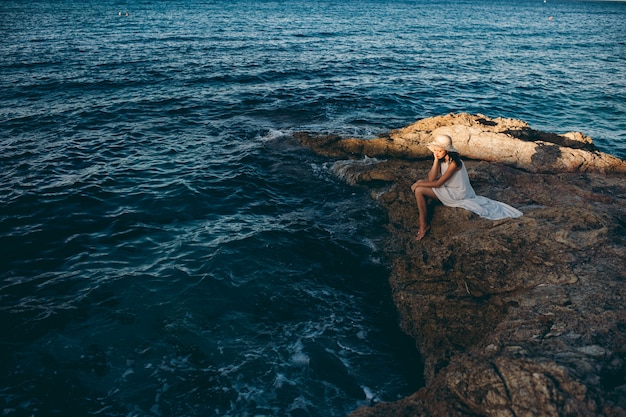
[426,134,459,153]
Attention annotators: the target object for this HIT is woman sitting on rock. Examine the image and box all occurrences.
[411,134,523,241]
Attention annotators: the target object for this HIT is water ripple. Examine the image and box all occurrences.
[1,0,625,415]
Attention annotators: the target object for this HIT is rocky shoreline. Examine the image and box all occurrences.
[298,114,626,416]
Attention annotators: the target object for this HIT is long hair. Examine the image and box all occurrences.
[440,151,462,166]
[447,151,462,166]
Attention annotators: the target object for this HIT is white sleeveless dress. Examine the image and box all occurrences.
[432,162,523,220]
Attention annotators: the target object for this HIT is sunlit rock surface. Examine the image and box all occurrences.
[301,113,626,173]
[297,114,626,417]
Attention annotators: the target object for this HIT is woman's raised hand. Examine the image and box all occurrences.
[411,180,425,192]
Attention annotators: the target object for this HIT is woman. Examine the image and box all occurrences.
[411,135,523,241]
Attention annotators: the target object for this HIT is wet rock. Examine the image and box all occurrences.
[298,114,626,417]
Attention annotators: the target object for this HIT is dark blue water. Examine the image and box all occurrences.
[1,0,625,416]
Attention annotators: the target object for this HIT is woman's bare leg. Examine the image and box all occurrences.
[414,186,439,240]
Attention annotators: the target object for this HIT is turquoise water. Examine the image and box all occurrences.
[1,0,625,416]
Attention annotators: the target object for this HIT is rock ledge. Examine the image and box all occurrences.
[298,114,626,416]
[300,113,626,174]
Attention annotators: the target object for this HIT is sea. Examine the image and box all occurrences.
[1,0,625,416]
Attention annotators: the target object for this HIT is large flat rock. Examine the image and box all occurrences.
[300,113,626,174]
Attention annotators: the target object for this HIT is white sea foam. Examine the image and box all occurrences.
[258,128,292,142]
[290,351,310,367]
[331,156,382,185]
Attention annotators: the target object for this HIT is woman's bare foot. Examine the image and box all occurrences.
[415,225,430,241]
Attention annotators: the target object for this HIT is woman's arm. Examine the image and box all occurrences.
[414,160,458,189]
[427,156,440,182]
